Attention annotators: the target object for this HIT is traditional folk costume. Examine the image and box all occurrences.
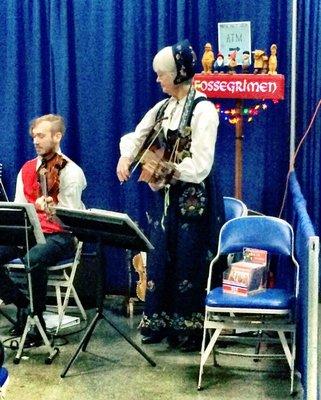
[119,40,225,346]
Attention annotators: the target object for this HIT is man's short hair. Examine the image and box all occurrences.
[29,114,66,136]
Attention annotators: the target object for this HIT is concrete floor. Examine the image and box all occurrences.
[0,302,304,400]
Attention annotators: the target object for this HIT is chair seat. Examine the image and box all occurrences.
[7,258,23,265]
[206,287,294,309]
[7,258,73,267]
[5,242,87,334]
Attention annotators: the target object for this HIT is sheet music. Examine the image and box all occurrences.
[55,206,154,250]
[55,207,129,224]
[88,208,131,223]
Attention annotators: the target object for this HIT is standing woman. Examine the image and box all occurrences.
[116,39,225,351]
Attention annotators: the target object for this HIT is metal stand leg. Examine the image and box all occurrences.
[61,309,155,378]
[13,314,59,364]
[61,242,156,378]
[13,264,59,364]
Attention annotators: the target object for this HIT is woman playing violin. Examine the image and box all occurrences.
[0,114,86,346]
[117,40,225,351]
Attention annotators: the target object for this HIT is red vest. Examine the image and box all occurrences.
[21,158,64,234]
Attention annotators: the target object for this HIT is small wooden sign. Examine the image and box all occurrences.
[193,73,285,100]
[218,21,252,65]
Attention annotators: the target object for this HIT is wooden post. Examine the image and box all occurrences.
[235,99,243,199]
[193,73,285,201]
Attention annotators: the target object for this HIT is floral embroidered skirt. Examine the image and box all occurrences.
[140,178,225,337]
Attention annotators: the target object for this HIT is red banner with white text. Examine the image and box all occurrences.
[193,73,285,100]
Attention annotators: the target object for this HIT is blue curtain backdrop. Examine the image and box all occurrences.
[295,0,321,236]
[0,0,320,287]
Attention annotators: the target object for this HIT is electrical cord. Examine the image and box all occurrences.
[278,99,321,218]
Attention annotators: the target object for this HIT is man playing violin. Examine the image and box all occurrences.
[0,114,86,346]
[117,40,225,351]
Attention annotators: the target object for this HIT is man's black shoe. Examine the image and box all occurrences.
[23,322,51,349]
[9,329,50,350]
[179,335,202,353]
[22,332,44,348]
[9,307,29,337]
[167,334,186,349]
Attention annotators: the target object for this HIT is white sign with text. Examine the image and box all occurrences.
[218,21,251,65]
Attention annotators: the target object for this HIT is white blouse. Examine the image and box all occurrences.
[120,91,219,183]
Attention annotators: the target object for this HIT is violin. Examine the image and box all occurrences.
[36,153,67,213]
[132,252,147,301]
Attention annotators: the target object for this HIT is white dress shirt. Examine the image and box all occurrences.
[14,152,87,210]
[120,90,219,183]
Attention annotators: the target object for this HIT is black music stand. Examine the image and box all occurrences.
[0,202,59,364]
[54,207,156,377]
[0,172,12,324]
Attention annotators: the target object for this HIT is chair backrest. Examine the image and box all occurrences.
[46,240,87,328]
[223,196,248,221]
[207,216,299,294]
[219,216,293,256]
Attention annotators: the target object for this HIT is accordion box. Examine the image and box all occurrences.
[223,248,268,296]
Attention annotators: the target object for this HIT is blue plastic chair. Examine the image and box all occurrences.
[223,196,248,220]
[198,216,299,394]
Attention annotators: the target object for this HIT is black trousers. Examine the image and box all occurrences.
[0,233,76,314]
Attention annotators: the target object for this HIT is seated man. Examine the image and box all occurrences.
[0,114,86,346]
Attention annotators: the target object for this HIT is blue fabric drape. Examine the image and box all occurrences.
[0,1,320,396]
[1,0,293,213]
[0,0,319,291]
[287,171,317,399]
[295,0,321,236]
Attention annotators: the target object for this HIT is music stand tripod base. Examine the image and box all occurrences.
[0,202,59,364]
[60,307,156,377]
[54,207,156,377]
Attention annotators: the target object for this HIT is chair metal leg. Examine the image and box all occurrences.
[197,325,208,390]
[55,279,71,334]
[13,268,59,364]
[277,328,296,394]
[54,285,64,333]
[290,330,296,394]
[278,330,293,369]
[49,274,87,334]
[198,325,222,390]
[13,315,59,365]
[70,286,87,320]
